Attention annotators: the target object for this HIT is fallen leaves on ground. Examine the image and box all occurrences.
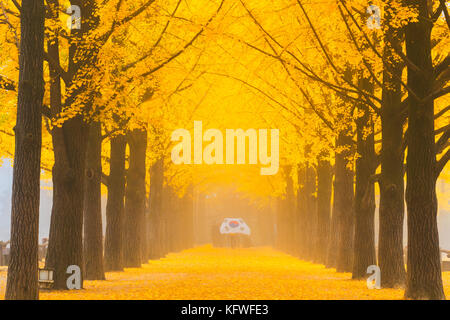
[1,245,449,300]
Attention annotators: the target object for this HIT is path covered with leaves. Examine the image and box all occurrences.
[1,246,449,300]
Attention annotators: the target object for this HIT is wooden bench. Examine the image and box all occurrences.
[0,241,10,267]
[441,250,450,272]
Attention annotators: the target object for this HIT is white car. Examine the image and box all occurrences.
[220,218,251,236]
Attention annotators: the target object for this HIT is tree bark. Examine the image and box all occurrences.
[284,166,296,255]
[378,2,406,288]
[83,122,105,280]
[5,0,45,300]
[45,0,99,290]
[275,166,293,253]
[335,131,355,273]
[181,185,195,251]
[168,190,183,252]
[304,164,317,261]
[315,156,332,264]
[123,129,147,267]
[161,185,174,254]
[296,165,307,258]
[326,175,339,269]
[404,0,444,299]
[275,198,285,251]
[148,158,165,259]
[352,78,376,279]
[104,135,126,271]
[46,116,89,289]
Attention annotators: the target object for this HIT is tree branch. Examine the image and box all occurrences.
[438,0,450,30]
[41,104,52,118]
[434,54,449,78]
[240,0,382,111]
[121,0,183,72]
[435,105,450,119]
[138,0,225,78]
[436,131,450,155]
[436,148,450,178]
[423,86,450,103]
[0,0,19,48]
[9,0,20,11]
[101,172,109,187]
[44,50,70,85]
[436,123,450,136]
[98,0,157,45]
[0,75,16,91]
[337,0,423,102]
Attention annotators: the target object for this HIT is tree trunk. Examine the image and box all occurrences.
[284,166,296,255]
[404,0,444,299]
[5,0,45,300]
[352,78,376,279]
[275,198,285,251]
[181,185,195,250]
[335,131,355,273]
[296,165,307,258]
[316,156,332,264]
[304,164,317,261]
[46,116,89,289]
[104,135,126,271]
[276,166,293,253]
[326,175,339,269]
[83,122,105,280]
[163,189,174,253]
[148,158,165,259]
[123,129,147,267]
[169,191,183,252]
[45,0,98,290]
[378,2,406,288]
[161,185,174,254]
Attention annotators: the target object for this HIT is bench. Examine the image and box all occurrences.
[441,250,450,272]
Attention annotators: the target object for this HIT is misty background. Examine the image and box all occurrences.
[0,158,449,249]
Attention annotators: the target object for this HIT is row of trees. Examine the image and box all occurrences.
[1,0,224,298]
[0,0,448,300]
[240,0,448,299]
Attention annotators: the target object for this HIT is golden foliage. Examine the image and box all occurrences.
[1,246,449,300]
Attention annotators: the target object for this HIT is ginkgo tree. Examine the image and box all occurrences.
[0,0,448,301]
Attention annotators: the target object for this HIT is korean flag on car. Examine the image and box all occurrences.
[220,218,251,235]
